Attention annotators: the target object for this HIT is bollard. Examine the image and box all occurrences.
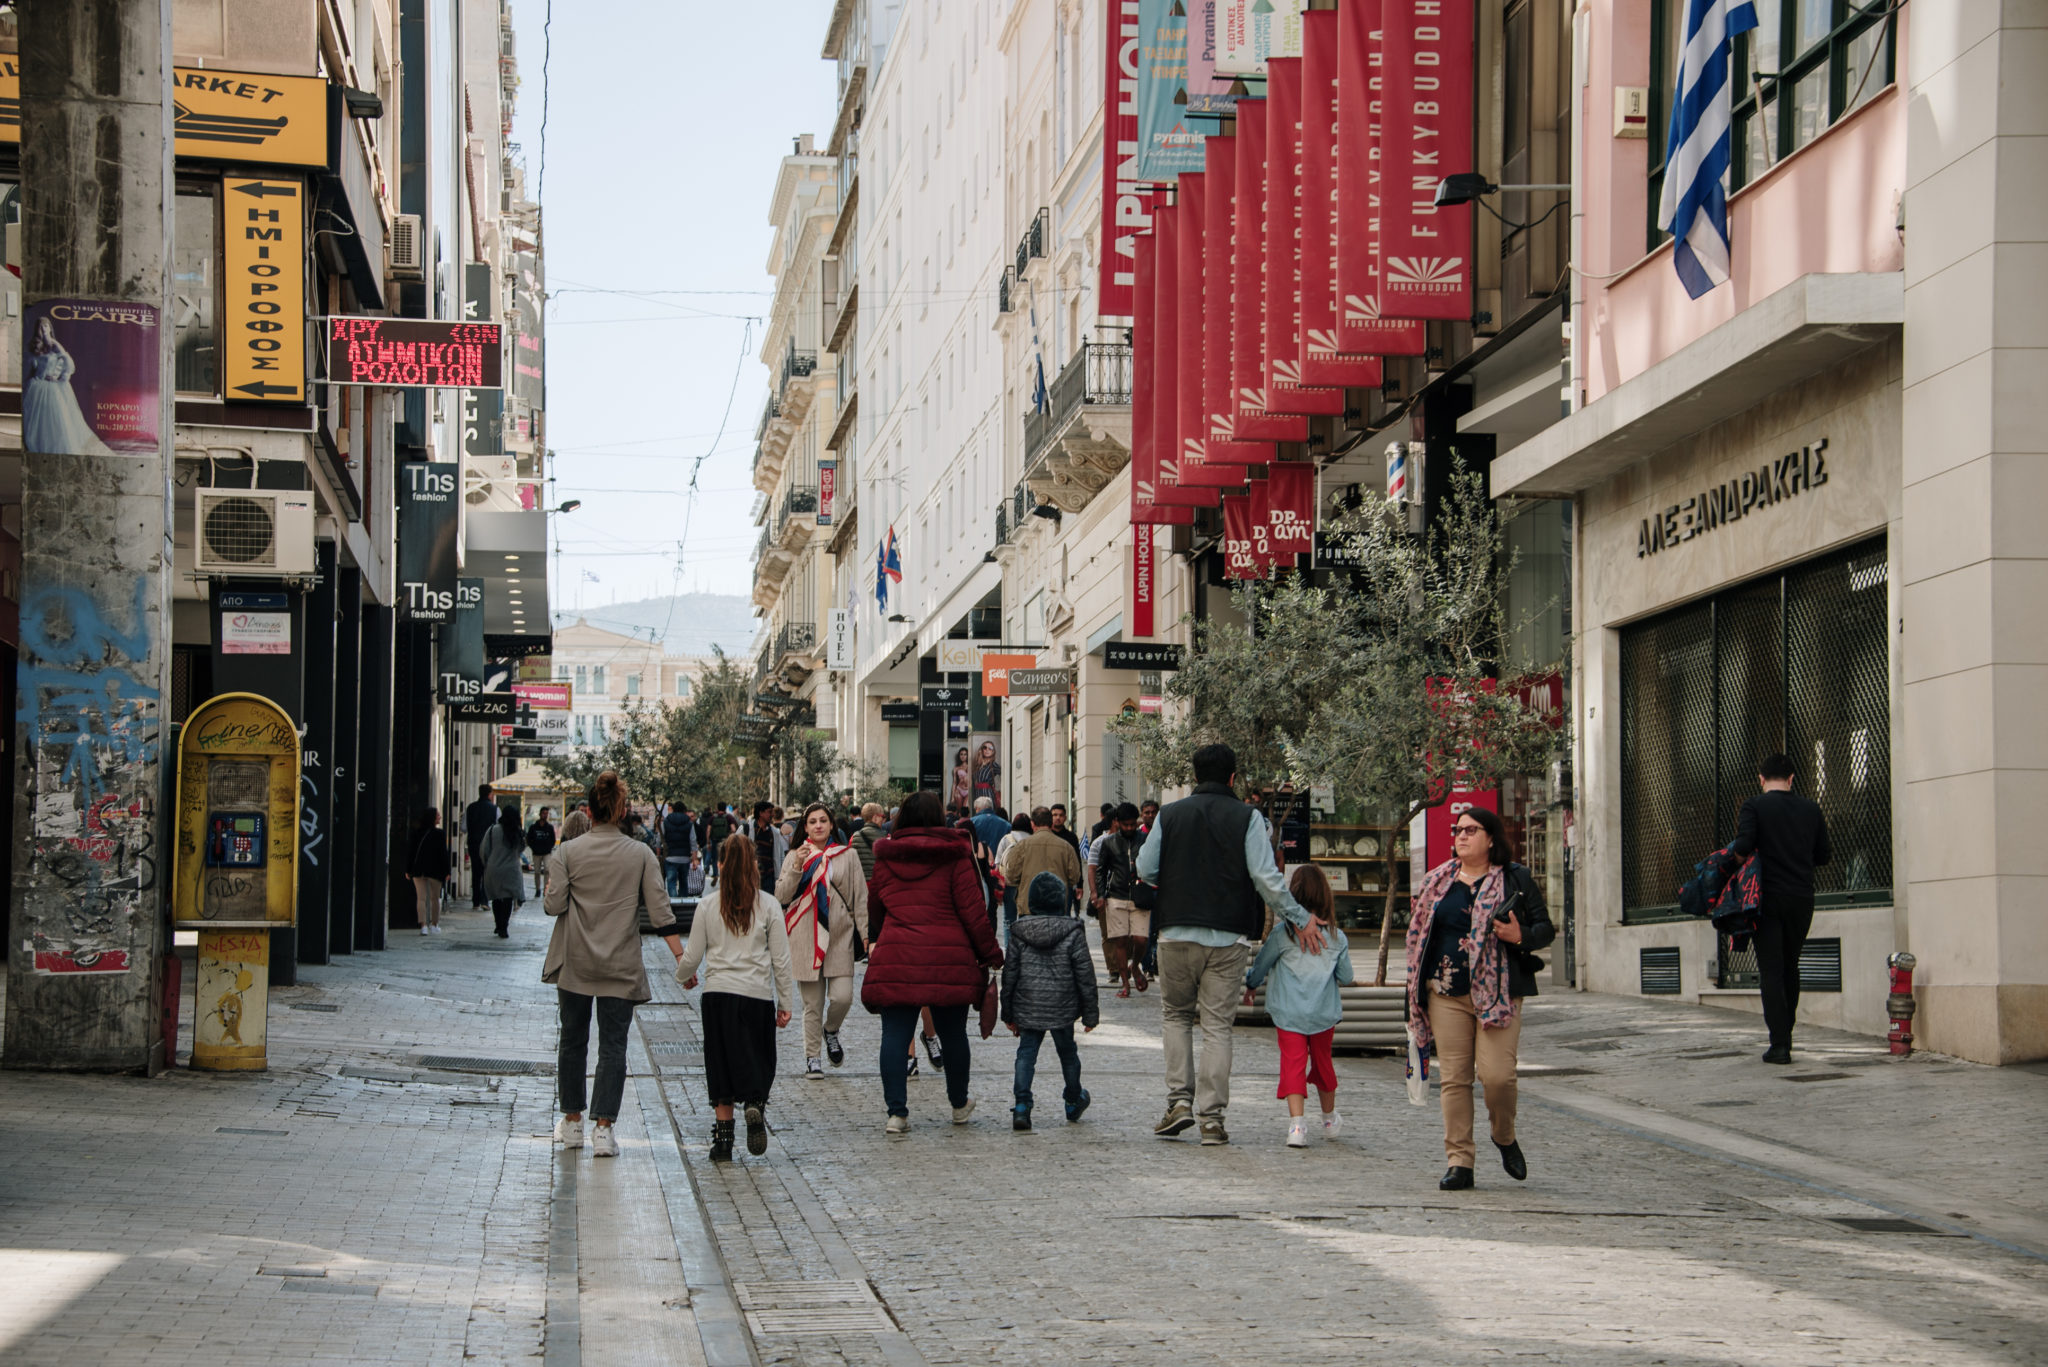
[1885,951,1917,1056]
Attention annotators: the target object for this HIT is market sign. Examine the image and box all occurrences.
[327,318,504,389]
[221,178,307,402]
[1007,668,1073,696]
[0,64,332,169]
[1104,641,1184,671]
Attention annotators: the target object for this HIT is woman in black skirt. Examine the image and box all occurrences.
[676,835,798,1160]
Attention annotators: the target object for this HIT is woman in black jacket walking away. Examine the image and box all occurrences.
[480,805,528,938]
[407,807,451,935]
[1001,872,1099,1130]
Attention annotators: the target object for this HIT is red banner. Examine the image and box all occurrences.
[1130,228,1164,522]
[1231,101,1310,441]
[1337,0,1427,353]
[1263,56,1345,416]
[1222,492,1263,579]
[1299,10,1384,387]
[1152,202,1215,509]
[1131,523,1156,636]
[1379,0,1476,321]
[1099,0,1150,317]
[1176,172,1212,477]
[1266,460,1316,560]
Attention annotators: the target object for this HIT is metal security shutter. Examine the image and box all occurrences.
[1798,937,1844,993]
[1640,945,1682,995]
[1620,601,1715,914]
[1785,543,1892,901]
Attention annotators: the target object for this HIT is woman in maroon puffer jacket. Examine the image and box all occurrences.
[862,791,1003,1133]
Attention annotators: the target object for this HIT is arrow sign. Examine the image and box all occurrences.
[233,381,300,398]
[230,180,299,198]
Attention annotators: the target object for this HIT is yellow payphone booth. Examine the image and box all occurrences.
[173,693,300,1070]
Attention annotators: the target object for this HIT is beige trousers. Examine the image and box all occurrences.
[413,876,443,927]
[1428,991,1523,1168]
[799,976,853,1058]
[1159,939,1250,1121]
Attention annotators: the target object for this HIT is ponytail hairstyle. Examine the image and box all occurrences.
[718,834,760,935]
[588,770,627,825]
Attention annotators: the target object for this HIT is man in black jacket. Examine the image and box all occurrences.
[463,784,499,908]
[1137,745,1322,1145]
[1728,752,1832,1064]
[661,801,696,898]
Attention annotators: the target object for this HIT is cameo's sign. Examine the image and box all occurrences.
[1637,438,1832,559]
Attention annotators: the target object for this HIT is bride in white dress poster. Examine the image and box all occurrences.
[23,316,114,456]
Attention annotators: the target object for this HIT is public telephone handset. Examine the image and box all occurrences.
[204,811,268,869]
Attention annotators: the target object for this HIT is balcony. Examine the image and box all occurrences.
[754,394,789,493]
[1014,206,1049,280]
[775,482,819,552]
[1021,342,1135,514]
[996,268,1014,316]
[751,519,797,612]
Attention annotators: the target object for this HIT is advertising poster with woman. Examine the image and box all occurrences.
[23,299,162,456]
[969,734,1002,811]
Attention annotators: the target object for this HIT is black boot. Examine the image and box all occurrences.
[709,1118,734,1163]
[744,1103,769,1156]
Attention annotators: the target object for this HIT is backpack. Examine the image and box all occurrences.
[708,811,732,845]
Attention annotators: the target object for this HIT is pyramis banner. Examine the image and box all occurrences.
[1378,0,1476,322]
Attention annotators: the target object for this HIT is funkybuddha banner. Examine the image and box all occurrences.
[1379,0,1477,321]
[1151,202,1215,509]
[1204,132,1272,465]
[1337,0,1428,354]
[1300,9,1385,385]
[1233,101,1311,440]
[1263,56,1347,412]
[1136,0,1205,180]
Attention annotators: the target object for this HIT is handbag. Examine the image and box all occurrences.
[1496,864,1546,976]
[1131,880,1157,912]
[1404,1025,1431,1106]
[978,971,999,1039]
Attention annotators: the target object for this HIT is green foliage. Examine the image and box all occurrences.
[540,651,767,812]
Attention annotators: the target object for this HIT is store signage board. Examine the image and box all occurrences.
[0,65,331,168]
[511,681,571,710]
[1099,0,1152,318]
[920,685,969,712]
[219,591,288,612]
[1637,439,1830,558]
[517,656,554,682]
[221,611,291,655]
[818,460,837,527]
[1378,0,1477,322]
[980,653,1039,698]
[1104,641,1184,671]
[438,577,486,699]
[221,178,307,402]
[398,461,459,622]
[327,318,504,389]
[532,713,571,742]
[448,692,516,723]
[1008,668,1073,696]
[826,608,853,670]
[880,702,921,724]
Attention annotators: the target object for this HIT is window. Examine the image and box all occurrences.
[573,714,589,745]
[625,672,641,697]
[1648,0,1894,247]
[574,665,588,693]
[1619,536,1891,920]
[591,665,608,693]
[592,714,608,742]
[675,673,692,698]
[555,664,571,682]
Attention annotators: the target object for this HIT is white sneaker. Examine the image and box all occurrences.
[1323,1110,1342,1139]
[885,1114,910,1136]
[951,1098,977,1126]
[554,1116,584,1149]
[1286,1119,1310,1148]
[431,924,443,935]
[805,1057,824,1079]
[420,925,431,936]
[591,1123,619,1157]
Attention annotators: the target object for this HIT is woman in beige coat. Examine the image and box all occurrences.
[775,801,868,1079]
[543,771,682,1157]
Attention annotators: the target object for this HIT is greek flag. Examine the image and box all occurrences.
[1656,0,1759,299]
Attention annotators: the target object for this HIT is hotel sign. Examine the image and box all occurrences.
[1637,439,1831,559]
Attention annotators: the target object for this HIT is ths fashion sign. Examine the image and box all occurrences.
[1636,439,1832,559]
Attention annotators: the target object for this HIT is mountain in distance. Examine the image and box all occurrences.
[551,593,760,659]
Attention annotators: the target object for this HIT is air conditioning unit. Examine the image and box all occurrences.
[389,212,423,276]
[195,490,316,577]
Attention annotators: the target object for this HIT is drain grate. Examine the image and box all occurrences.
[287,1002,341,1012]
[217,1126,290,1136]
[279,1279,378,1296]
[1832,1217,1950,1235]
[734,1280,895,1338]
[415,1055,553,1075]
[1783,1072,1851,1083]
[1520,1066,1600,1078]
[1694,1100,1755,1108]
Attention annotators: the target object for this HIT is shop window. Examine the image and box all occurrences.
[1619,535,1891,921]
[1647,0,1895,250]
[172,188,219,395]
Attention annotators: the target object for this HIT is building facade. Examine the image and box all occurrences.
[548,619,711,753]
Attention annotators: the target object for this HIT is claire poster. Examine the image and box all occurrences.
[23,298,162,456]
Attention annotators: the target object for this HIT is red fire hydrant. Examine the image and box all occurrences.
[1886,951,1917,1056]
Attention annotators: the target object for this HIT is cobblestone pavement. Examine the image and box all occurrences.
[5,902,2048,1367]
[640,929,2048,1367]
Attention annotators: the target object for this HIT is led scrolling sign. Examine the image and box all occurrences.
[326,318,504,389]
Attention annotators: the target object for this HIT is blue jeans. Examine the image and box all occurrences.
[879,1003,971,1117]
[558,990,634,1122]
[1013,1026,1082,1110]
[665,859,688,898]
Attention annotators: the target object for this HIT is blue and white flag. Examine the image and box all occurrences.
[1656,0,1759,299]
[1027,284,1050,414]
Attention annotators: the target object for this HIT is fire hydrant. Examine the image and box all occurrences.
[1886,951,1917,1056]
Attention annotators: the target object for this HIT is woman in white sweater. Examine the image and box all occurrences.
[677,834,797,1161]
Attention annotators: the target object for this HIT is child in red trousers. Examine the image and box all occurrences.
[1245,865,1355,1147]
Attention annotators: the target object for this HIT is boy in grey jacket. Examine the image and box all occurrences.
[1001,872,1100,1131]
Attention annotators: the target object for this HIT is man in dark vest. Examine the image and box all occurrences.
[1728,752,1831,1064]
[464,783,500,908]
[1137,744,1323,1145]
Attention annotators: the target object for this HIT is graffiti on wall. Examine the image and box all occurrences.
[18,577,160,974]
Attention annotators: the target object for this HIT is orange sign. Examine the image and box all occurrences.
[0,62,330,169]
[979,654,1039,698]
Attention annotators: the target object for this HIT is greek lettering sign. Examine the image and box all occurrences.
[1637,439,1831,559]
[327,318,504,389]
[222,178,307,402]
[1007,668,1073,696]
[1104,641,1184,671]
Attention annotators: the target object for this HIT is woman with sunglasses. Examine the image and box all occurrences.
[1404,806,1554,1190]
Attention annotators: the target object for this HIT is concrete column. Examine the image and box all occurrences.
[4,2,175,1071]
[1900,5,2048,1063]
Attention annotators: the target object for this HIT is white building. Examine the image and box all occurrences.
[546,619,712,752]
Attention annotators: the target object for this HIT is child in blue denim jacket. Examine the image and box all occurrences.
[1245,865,1354,1147]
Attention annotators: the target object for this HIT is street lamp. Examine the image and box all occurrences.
[1433,173,1571,207]
[554,499,582,515]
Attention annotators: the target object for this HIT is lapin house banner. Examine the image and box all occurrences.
[1378,0,1476,321]
[1100,0,1152,317]
[1337,0,1427,355]
[1136,0,1205,181]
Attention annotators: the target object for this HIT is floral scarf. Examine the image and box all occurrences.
[1405,858,1518,1054]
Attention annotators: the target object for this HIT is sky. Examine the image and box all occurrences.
[504,0,840,615]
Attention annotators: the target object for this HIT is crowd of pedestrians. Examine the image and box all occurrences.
[525,738,1828,1189]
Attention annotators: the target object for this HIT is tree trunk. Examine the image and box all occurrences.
[1373,803,1426,986]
